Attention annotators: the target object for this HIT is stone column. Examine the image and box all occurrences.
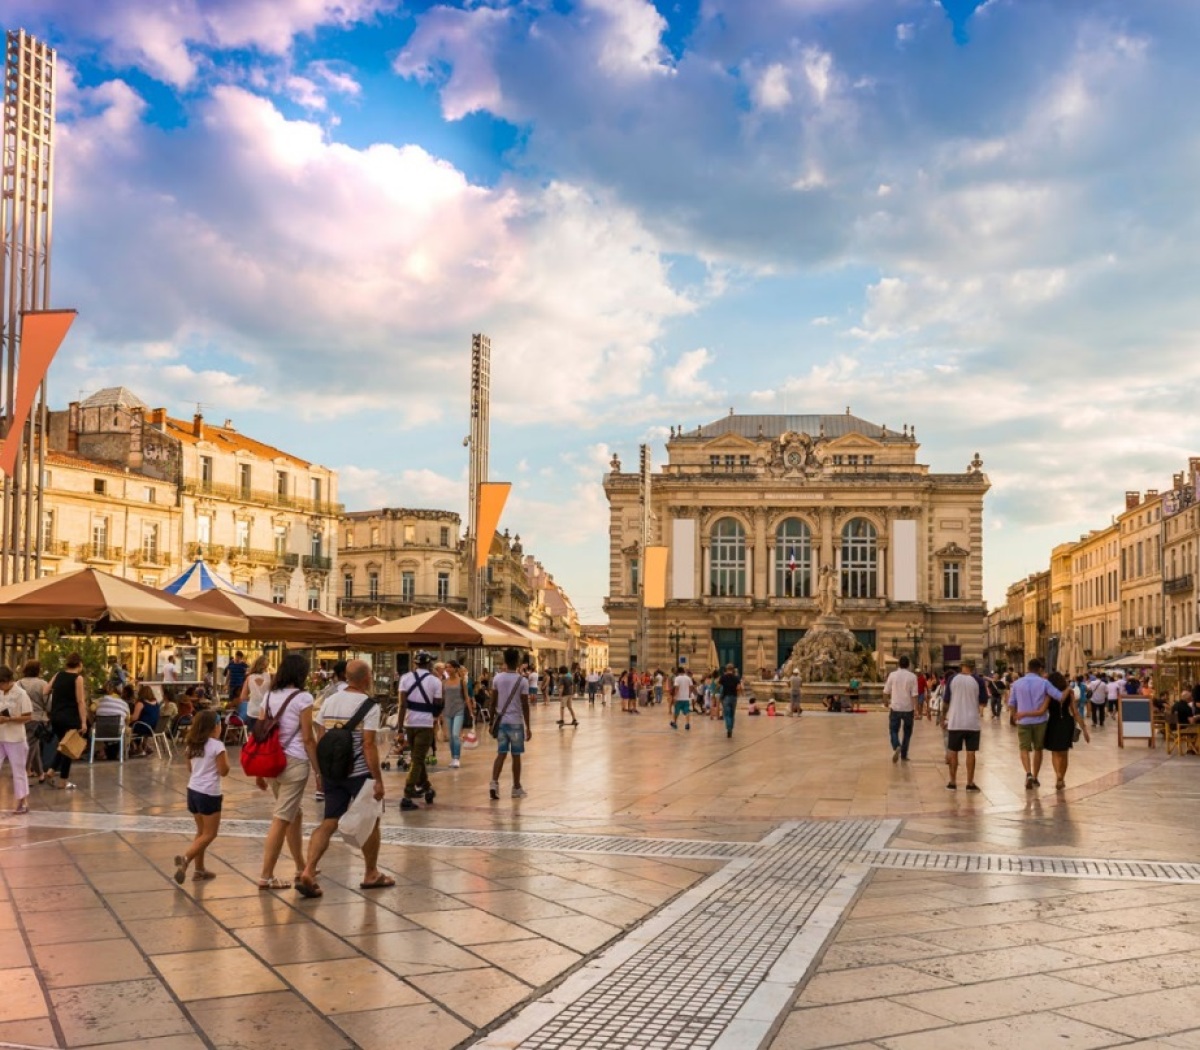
[819,507,835,575]
[752,508,768,599]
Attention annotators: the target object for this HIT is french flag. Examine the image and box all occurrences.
[787,549,798,573]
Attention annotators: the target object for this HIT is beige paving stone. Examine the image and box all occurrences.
[54,977,195,1047]
[11,882,103,913]
[876,1011,1130,1049]
[235,921,359,964]
[0,928,31,968]
[2,860,88,887]
[76,1037,209,1050]
[1053,927,1200,964]
[22,906,124,945]
[309,900,419,937]
[126,915,238,954]
[345,928,493,976]
[1054,954,1200,996]
[276,956,428,1014]
[919,919,1083,952]
[1058,988,1200,1039]
[553,889,654,927]
[798,964,955,1006]
[0,967,49,1021]
[187,990,352,1050]
[153,946,285,1001]
[408,964,532,1026]
[333,1001,473,1050]
[818,936,957,971]
[200,893,309,928]
[906,943,1097,984]
[452,888,577,922]
[35,937,153,988]
[891,973,1109,1023]
[468,936,583,986]
[0,1017,58,1046]
[105,888,203,922]
[520,912,624,953]
[408,906,533,945]
[772,1000,946,1049]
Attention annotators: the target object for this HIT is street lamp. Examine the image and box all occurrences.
[668,619,693,668]
[905,622,925,668]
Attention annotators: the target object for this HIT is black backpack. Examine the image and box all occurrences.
[316,697,376,783]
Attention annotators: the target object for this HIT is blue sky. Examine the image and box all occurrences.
[9,0,1200,621]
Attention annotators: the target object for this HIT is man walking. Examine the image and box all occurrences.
[718,663,742,739]
[939,658,984,791]
[883,655,918,762]
[1008,657,1059,789]
[295,660,391,898]
[1088,674,1107,727]
[224,651,249,705]
[670,667,693,731]
[398,652,442,811]
[490,648,532,800]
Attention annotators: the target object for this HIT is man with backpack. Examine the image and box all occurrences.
[398,651,443,811]
[295,660,390,898]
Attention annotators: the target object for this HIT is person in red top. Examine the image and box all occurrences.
[916,671,929,720]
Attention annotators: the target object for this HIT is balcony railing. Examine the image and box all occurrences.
[132,548,171,567]
[302,554,332,572]
[1165,574,1194,595]
[183,479,344,517]
[39,539,70,558]
[229,546,290,568]
[339,593,468,616]
[78,543,122,563]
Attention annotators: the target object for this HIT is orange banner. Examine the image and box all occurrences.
[644,545,668,608]
[475,482,511,569]
[0,310,76,477]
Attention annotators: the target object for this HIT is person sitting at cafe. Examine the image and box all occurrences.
[92,680,131,760]
[1171,691,1198,728]
[129,685,161,756]
[171,687,198,735]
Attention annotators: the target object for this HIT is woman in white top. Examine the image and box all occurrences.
[174,710,229,883]
[239,655,272,732]
[254,653,318,890]
[0,666,33,814]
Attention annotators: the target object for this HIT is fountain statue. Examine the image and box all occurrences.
[783,568,881,684]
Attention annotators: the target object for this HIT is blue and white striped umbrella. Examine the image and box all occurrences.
[162,558,240,596]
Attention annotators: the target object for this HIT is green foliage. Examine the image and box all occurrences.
[39,627,110,694]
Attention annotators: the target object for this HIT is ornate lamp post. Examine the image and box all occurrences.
[905,622,925,668]
[667,619,695,668]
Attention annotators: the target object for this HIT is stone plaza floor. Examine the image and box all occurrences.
[0,701,1198,1049]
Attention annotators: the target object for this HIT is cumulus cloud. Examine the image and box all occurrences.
[662,348,717,399]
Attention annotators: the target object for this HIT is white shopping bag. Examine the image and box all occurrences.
[339,785,383,849]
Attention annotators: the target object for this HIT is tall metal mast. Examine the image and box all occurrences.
[466,334,491,619]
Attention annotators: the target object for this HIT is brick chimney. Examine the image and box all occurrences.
[193,412,204,440]
[1146,489,1159,501]
[1125,491,1141,510]
[67,401,80,452]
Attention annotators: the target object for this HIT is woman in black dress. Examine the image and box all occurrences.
[46,653,89,789]
[1044,671,1089,790]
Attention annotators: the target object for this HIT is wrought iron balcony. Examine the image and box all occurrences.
[1165,574,1194,595]
[78,543,122,563]
[183,479,344,517]
[302,554,332,572]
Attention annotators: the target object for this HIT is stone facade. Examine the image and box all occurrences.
[1071,524,1120,662]
[604,412,990,675]
[1021,570,1050,667]
[43,387,340,609]
[524,556,582,667]
[1118,491,1165,651]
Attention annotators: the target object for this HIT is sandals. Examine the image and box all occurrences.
[258,876,291,891]
[360,874,396,890]
[173,856,187,885]
[13,802,28,815]
[192,870,216,881]
[295,877,323,899]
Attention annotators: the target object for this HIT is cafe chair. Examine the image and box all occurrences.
[89,714,128,765]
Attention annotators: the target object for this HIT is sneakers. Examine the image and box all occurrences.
[685,723,690,731]
[424,787,436,804]
[670,721,677,730]
[512,787,527,799]
[1025,773,1035,790]
[966,783,981,792]
[399,798,419,811]
[489,780,500,801]
[892,747,900,764]
[449,758,461,768]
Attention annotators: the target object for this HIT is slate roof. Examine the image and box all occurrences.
[80,386,148,410]
[687,413,906,441]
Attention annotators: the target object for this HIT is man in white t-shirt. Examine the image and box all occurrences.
[670,668,693,731]
[398,652,442,810]
[490,648,532,800]
[654,670,665,706]
[296,660,389,897]
[882,655,919,763]
[939,659,984,791]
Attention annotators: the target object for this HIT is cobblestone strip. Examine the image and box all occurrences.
[474,820,887,1050]
[861,847,1200,883]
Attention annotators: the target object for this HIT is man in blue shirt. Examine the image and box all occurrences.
[1007,657,1060,789]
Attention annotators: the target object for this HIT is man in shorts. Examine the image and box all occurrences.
[1008,657,1059,789]
[295,660,391,897]
[670,667,693,730]
[398,652,442,810]
[939,658,984,791]
[490,648,532,800]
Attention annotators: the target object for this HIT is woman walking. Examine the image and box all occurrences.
[0,667,33,813]
[557,666,578,728]
[442,661,473,767]
[254,653,318,890]
[19,661,50,782]
[174,710,229,883]
[239,655,271,735]
[46,653,88,790]
[1044,670,1089,790]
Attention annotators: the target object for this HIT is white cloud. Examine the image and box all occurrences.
[662,348,717,399]
[338,465,464,514]
[582,0,671,78]
[753,64,792,112]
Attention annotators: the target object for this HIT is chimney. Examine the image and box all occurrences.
[1174,472,1185,491]
[1125,491,1140,510]
[1146,489,1159,500]
[148,408,167,430]
[67,401,80,453]
[224,419,234,430]
[193,412,204,440]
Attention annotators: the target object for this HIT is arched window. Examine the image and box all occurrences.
[774,519,812,597]
[709,518,747,597]
[841,518,878,598]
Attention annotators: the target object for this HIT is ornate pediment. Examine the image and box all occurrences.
[823,433,885,451]
[701,433,758,452]
[767,430,823,480]
[936,542,971,558]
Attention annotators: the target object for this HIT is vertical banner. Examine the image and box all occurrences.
[475,481,511,569]
[671,519,696,599]
[0,310,76,477]
[891,518,918,602]
[643,545,669,608]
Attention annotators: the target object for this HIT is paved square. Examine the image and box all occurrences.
[0,703,1198,1048]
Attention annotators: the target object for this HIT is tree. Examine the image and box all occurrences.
[39,628,109,695]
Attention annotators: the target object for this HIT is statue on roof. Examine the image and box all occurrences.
[768,430,821,479]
